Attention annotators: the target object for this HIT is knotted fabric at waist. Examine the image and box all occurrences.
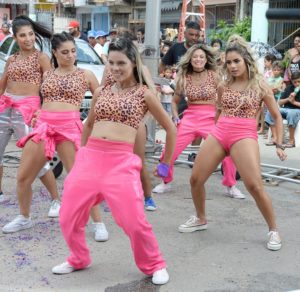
[0,95,40,126]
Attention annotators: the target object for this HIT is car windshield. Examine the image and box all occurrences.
[76,41,102,65]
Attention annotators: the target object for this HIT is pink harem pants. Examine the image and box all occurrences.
[161,104,237,186]
[210,116,258,153]
[17,110,82,160]
[60,137,166,275]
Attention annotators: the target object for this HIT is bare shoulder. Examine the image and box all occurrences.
[83,68,96,79]
[94,85,105,96]
[39,52,50,62]
[210,70,220,83]
[6,55,14,64]
[259,78,273,98]
[143,87,155,99]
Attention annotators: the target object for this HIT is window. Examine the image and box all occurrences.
[0,37,13,55]
[11,42,20,55]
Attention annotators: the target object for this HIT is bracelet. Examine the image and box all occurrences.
[172,117,180,124]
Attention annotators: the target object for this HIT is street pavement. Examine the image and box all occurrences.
[0,133,300,292]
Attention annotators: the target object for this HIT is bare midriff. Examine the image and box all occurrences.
[188,100,215,106]
[5,81,40,96]
[91,121,137,144]
[42,101,80,112]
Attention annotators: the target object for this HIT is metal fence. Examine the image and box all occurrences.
[268,0,300,54]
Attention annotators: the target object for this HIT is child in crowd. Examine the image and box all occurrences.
[160,66,174,118]
[264,54,277,79]
[258,54,278,134]
[267,61,285,102]
[265,61,285,145]
[265,71,300,147]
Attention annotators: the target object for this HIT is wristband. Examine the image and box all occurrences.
[157,163,170,178]
[172,117,180,125]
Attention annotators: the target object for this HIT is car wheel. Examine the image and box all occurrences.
[220,163,241,180]
[49,154,64,178]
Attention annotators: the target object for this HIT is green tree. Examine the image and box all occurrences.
[208,17,251,43]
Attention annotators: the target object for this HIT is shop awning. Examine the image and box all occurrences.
[161,0,181,12]
[0,0,29,4]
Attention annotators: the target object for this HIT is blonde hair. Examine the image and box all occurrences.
[175,43,217,95]
[223,35,268,96]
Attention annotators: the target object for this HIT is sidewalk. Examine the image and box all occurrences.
[0,135,300,291]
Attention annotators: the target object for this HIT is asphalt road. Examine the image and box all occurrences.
[0,136,300,292]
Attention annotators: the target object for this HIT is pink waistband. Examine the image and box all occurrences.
[188,104,216,111]
[39,109,80,122]
[0,95,40,126]
[86,137,134,153]
[218,116,256,125]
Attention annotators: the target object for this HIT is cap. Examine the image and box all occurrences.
[68,20,80,29]
[95,30,108,38]
[87,30,96,38]
[109,28,118,34]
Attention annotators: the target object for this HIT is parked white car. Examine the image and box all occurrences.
[0,36,105,118]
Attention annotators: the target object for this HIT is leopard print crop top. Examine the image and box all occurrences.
[186,70,217,103]
[94,83,148,130]
[41,68,89,107]
[221,86,263,119]
[7,50,41,86]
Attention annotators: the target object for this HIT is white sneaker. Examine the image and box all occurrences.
[48,199,61,218]
[152,268,169,285]
[226,186,245,199]
[93,222,109,242]
[267,231,282,251]
[52,261,91,274]
[2,215,33,234]
[178,215,207,233]
[152,182,172,194]
[52,262,75,274]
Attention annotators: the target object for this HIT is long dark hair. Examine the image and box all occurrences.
[51,32,75,68]
[12,15,52,50]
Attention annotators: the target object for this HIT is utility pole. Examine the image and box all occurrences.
[142,0,161,152]
[251,0,269,43]
[143,0,161,77]
[29,0,37,21]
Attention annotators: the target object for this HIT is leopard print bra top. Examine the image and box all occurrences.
[41,68,88,107]
[94,83,148,130]
[186,70,217,103]
[7,50,41,86]
[221,86,262,119]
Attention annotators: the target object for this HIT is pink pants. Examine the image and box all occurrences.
[210,116,258,153]
[161,104,237,186]
[17,110,82,160]
[60,137,166,275]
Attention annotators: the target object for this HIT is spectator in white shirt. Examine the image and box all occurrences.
[94,30,109,64]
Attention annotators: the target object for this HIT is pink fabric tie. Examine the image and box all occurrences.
[0,95,40,126]
[16,120,82,160]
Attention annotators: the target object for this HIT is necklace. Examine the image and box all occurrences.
[55,67,77,76]
[192,69,206,81]
[193,68,206,73]
[115,83,137,94]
